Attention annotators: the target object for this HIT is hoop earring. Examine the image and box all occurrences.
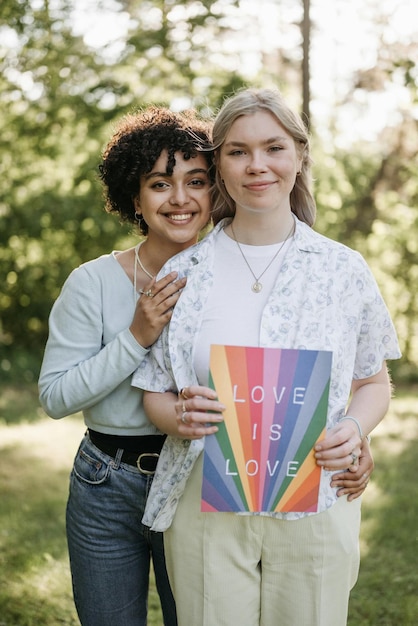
[135,211,143,224]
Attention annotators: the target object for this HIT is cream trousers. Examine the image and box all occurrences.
[164,455,361,626]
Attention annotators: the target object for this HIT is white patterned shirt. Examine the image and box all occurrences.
[132,217,401,531]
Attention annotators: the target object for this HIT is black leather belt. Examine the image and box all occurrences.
[88,429,165,474]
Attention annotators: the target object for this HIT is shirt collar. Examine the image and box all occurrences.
[213,215,326,254]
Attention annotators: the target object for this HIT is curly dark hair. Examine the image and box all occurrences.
[99,106,214,235]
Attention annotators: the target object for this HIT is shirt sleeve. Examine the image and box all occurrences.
[38,265,149,418]
[352,255,401,379]
[132,326,177,393]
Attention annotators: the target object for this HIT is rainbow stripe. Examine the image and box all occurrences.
[201,345,332,513]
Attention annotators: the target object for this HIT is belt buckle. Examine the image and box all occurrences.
[136,452,159,475]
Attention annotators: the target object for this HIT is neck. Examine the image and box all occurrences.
[227,211,295,245]
[140,236,199,274]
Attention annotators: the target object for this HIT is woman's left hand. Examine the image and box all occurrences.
[330,437,374,500]
[175,385,225,439]
[314,421,362,471]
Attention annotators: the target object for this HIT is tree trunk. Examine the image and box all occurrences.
[301,0,311,129]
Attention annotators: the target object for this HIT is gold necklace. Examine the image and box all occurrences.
[229,221,294,293]
[133,242,155,301]
[135,242,155,280]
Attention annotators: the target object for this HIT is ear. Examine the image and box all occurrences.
[134,197,141,213]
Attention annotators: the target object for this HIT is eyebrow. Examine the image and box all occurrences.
[144,168,209,180]
[224,136,290,148]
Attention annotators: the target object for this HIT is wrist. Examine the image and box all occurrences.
[339,415,370,442]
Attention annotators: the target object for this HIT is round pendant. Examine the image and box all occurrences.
[252,281,262,293]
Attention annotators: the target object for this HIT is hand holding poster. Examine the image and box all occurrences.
[201,345,332,513]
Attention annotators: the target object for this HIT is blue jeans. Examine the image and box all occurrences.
[66,434,177,626]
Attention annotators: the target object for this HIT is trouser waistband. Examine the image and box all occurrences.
[88,429,165,474]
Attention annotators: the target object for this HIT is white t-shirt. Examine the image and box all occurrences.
[194,229,293,384]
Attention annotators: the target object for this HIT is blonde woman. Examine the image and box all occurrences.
[133,89,400,626]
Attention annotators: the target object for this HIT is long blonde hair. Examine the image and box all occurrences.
[211,88,316,226]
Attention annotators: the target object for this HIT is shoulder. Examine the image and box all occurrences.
[59,253,121,300]
[295,219,366,267]
[156,223,223,278]
[77,252,117,275]
[66,253,117,282]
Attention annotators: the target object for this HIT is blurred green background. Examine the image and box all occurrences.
[1,1,417,624]
[1,0,417,386]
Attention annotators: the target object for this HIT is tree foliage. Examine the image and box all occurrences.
[0,0,254,380]
[314,32,418,380]
[1,0,130,379]
[0,0,417,382]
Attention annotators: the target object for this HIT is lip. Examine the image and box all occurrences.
[164,212,196,222]
[244,181,275,192]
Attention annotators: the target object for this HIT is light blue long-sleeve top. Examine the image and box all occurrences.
[38,252,159,436]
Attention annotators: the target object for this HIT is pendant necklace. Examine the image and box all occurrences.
[229,221,294,293]
[133,241,155,300]
[135,241,155,280]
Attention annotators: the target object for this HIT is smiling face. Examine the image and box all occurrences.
[218,110,302,219]
[136,150,211,250]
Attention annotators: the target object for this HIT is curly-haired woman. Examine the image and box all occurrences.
[38,106,214,626]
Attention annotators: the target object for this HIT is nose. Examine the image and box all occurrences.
[246,151,267,174]
[169,184,190,206]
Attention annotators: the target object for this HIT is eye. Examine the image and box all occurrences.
[268,145,283,152]
[189,177,209,187]
[150,181,170,189]
[228,149,246,156]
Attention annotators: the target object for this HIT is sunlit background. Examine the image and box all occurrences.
[1,0,417,381]
[0,3,417,624]
[68,0,417,142]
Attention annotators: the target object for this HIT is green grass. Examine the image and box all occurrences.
[0,384,164,626]
[347,387,418,625]
[0,383,417,625]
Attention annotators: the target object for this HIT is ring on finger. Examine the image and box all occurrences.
[350,452,358,465]
[181,412,190,424]
[180,400,189,424]
[139,288,153,298]
[180,387,189,399]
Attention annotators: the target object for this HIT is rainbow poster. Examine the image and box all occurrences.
[201,345,332,513]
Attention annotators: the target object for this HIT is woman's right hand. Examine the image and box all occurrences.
[129,272,187,348]
[175,385,225,439]
[331,436,374,500]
